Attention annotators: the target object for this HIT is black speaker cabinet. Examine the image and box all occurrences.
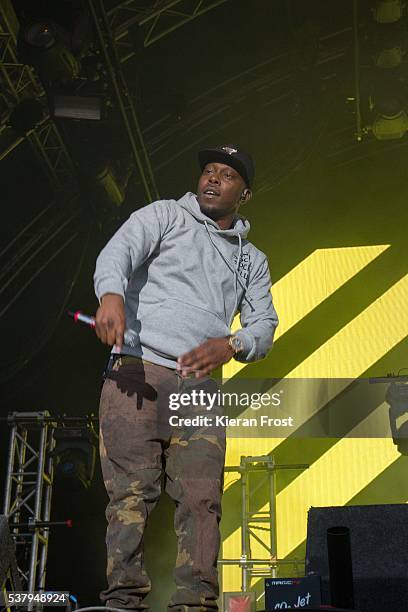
[306,504,408,612]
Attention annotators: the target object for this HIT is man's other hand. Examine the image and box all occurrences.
[177,337,235,378]
[95,293,125,349]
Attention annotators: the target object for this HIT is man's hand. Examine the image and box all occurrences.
[177,337,235,378]
[95,293,125,349]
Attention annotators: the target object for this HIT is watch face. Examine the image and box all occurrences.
[232,336,243,352]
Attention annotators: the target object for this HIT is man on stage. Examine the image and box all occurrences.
[94,145,278,611]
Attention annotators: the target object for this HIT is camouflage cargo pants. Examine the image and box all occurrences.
[99,356,226,611]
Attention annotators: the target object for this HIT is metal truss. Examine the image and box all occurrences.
[89,0,160,202]
[2,413,98,598]
[3,412,56,593]
[0,0,42,125]
[0,0,76,188]
[219,456,309,594]
[28,119,77,188]
[106,0,230,62]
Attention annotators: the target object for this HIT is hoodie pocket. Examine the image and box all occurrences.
[139,297,231,359]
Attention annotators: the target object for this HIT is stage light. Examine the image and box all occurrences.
[19,21,80,85]
[93,164,126,207]
[373,0,403,23]
[372,21,406,68]
[374,44,403,68]
[395,421,408,454]
[52,95,103,120]
[372,108,408,139]
[36,40,79,84]
[53,427,96,489]
[386,381,408,455]
[370,75,408,139]
[25,21,57,49]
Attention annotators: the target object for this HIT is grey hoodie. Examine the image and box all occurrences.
[94,192,278,369]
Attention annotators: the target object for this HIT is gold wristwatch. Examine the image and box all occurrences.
[228,334,244,354]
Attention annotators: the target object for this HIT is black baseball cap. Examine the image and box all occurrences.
[198,145,255,188]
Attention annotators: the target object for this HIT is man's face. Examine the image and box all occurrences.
[196,162,249,221]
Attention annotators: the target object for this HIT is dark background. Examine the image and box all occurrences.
[1,0,408,608]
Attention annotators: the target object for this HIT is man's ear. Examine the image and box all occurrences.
[239,188,252,205]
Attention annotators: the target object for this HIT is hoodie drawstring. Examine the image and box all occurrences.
[204,220,245,327]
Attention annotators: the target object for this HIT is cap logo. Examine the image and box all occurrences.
[222,146,238,155]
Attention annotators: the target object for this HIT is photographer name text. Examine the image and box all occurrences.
[169,415,294,428]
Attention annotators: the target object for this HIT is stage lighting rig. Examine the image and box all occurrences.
[18,21,80,86]
[25,20,56,48]
[371,21,406,68]
[91,162,127,207]
[53,424,97,489]
[371,374,408,455]
[386,378,408,455]
[15,0,92,87]
[374,43,403,68]
[353,0,408,140]
[371,107,408,138]
[47,50,108,121]
[372,0,404,24]
[52,94,104,121]
[369,76,408,139]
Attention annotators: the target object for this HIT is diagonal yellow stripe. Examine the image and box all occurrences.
[289,272,408,377]
[273,245,389,341]
[223,245,389,379]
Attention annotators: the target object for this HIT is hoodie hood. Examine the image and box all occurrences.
[177,191,251,238]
